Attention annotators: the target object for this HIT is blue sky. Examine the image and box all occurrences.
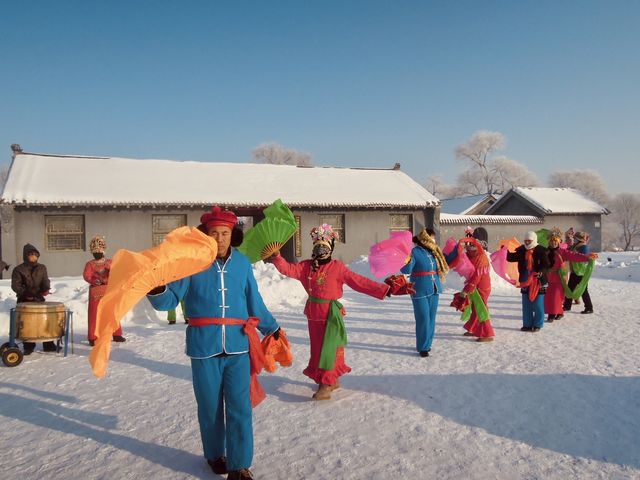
[1,1,638,193]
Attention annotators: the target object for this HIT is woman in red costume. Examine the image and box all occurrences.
[268,224,392,400]
[545,228,593,322]
[447,228,495,342]
[83,236,126,346]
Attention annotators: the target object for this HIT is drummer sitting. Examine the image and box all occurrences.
[11,243,57,354]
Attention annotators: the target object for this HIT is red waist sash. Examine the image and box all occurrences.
[188,316,267,408]
[411,271,437,277]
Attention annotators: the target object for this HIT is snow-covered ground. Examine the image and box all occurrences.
[1,253,639,479]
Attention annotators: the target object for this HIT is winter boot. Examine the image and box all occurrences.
[419,350,430,357]
[463,331,474,336]
[476,337,494,342]
[312,384,333,400]
[88,340,95,347]
[227,468,254,479]
[112,335,127,342]
[520,326,532,332]
[206,456,227,475]
[581,309,593,314]
[546,314,555,323]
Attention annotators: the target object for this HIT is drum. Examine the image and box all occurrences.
[16,302,67,341]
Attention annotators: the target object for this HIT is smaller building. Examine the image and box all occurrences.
[485,187,609,250]
[440,193,498,215]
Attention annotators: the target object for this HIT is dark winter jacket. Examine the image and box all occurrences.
[506,244,550,286]
[11,244,51,303]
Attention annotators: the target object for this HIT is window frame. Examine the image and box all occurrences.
[152,214,188,246]
[45,215,86,252]
[389,213,413,235]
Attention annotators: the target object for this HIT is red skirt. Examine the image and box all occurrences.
[303,317,351,385]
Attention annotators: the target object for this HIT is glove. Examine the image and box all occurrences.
[272,328,281,340]
[384,275,416,296]
[4,264,10,271]
[147,285,166,296]
[589,253,598,260]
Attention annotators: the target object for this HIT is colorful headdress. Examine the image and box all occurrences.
[310,224,338,247]
[549,227,563,243]
[574,231,589,243]
[89,236,107,254]
[200,206,238,230]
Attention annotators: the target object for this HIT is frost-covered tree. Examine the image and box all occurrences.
[491,156,540,192]
[610,193,640,251]
[425,174,457,199]
[548,169,610,206]
[252,142,313,166]
[454,130,505,194]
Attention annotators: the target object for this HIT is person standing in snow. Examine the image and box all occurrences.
[401,227,450,356]
[11,243,56,354]
[544,228,595,322]
[83,236,126,346]
[446,228,495,342]
[147,206,280,480]
[267,224,401,400]
[562,231,595,314]
[507,231,550,332]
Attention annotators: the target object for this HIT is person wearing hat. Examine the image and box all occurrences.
[401,227,450,356]
[11,243,56,354]
[268,223,394,400]
[147,206,281,480]
[83,236,126,346]
[544,228,594,323]
[506,231,550,332]
[562,231,595,314]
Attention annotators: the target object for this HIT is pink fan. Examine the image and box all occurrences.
[444,237,475,281]
[369,230,414,278]
[490,246,518,285]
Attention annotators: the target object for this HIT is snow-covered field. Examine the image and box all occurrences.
[1,253,639,479]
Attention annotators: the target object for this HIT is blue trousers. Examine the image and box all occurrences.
[191,353,252,470]
[522,293,545,329]
[410,294,439,352]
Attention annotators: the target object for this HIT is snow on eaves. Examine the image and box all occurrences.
[1,153,440,209]
[508,187,608,215]
[439,213,543,225]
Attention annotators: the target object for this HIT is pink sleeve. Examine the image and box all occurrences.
[343,264,390,300]
[561,250,590,263]
[271,255,308,282]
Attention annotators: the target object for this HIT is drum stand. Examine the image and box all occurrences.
[1,308,74,367]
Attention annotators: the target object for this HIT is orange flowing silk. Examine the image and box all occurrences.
[89,226,217,378]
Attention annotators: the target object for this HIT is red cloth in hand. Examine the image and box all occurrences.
[450,292,470,312]
[384,275,416,296]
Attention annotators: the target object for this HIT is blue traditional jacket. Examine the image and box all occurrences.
[147,248,279,358]
[401,245,442,298]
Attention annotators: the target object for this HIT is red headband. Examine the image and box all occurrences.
[201,206,237,230]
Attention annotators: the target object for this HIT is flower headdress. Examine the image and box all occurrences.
[89,235,107,253]
[310,223,339,246]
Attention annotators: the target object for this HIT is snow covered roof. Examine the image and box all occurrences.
[439,213,542,225]
[1,152,440,209]
[486,187,609,215]
[440,194,497,215]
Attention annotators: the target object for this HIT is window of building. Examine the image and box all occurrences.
[45,215,85,251]
[389,214,413,234]
[152,214,187,246]
[318,214,345,243]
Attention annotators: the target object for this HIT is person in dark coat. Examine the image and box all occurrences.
[506,231,550,332]
[11,243,56,354]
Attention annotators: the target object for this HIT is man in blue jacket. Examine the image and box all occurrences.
[147,206,280,480]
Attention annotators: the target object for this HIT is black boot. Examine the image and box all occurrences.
[207,457,227,475]
[546,314,555,323]
[112,335,127,342]
[227,469,254,480]
[419,350,430,357]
